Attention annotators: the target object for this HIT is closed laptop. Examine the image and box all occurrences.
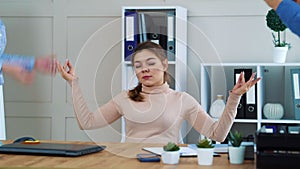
[0,142,106,157]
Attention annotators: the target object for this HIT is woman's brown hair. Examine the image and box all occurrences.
[127,41,171,102]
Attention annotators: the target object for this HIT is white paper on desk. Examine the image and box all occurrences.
[142,147,197,157]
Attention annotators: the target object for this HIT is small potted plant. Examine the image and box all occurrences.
[161,142,180,164]
[196,138,215,165]
[266,9,291,63]
[228,130,245,164]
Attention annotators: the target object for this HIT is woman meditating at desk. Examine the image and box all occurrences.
[57,41,260,143]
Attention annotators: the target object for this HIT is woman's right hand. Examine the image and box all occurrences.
[56,59,77,84]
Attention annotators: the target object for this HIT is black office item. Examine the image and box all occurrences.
[256,125,300,169]
[234,69,252,118]
[137,153,161,162]
[0,142,106,157]
[138,11,168,50]
[234,68,257,119]
[13,136,36,143]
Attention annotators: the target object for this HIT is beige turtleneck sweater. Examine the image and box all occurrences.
[72,79,241,143]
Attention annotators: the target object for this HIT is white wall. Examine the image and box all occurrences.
[0,0,299,143]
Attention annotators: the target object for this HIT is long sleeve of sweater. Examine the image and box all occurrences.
[71,80,241,143]
[71,78,122,130]
[185,92,241,142]
[277,0,300,37]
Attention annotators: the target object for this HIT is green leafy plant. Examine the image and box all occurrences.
[266,9,291,48]
[163,142,180,151]
[228,131,243,147]
[196,138,214,148]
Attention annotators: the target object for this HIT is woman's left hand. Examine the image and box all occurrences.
[231,72,261,96]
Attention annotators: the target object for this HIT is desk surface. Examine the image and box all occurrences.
[0,140,255,169]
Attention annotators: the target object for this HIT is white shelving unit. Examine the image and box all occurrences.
[0,86,6,140]
[121,6,187,142]
[201,63,300,138]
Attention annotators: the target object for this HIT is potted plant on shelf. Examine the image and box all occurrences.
[161,142,180,164]
[228,130,245,164]
[196,138,215,166]
[266,9,291,63]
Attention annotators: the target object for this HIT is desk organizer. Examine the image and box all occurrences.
[255,125,300,169]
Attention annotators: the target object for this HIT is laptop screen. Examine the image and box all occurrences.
[0,142,106,157]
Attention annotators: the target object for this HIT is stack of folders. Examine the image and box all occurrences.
[124,10,176,61]
[234,68,257,119]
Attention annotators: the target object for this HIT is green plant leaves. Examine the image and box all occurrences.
[196,139,214,148]
[266,9,287,32]
[228,131,243,147]
[266,9,291,47]
[163,142,180,151]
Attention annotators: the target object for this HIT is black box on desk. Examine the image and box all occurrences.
[255,125,300,169]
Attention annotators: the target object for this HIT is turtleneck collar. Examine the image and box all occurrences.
[141,82,170,94]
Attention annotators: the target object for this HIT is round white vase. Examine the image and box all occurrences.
[273,46,288,63]
[263,103,284,120]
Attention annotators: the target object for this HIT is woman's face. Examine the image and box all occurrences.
[133,49,167,87]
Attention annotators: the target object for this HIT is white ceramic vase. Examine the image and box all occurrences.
[197,148,214,165]
[263,103,284,119]
[228,146,245,164]
[273,46,288,63]
[161,151,180,164]
[209,95,226,118]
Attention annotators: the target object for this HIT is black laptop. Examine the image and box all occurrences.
[0,142,106,157]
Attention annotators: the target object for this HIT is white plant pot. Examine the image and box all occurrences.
[161,151,180,164]
[228,146,245,164]
[197,148,214,166]
[273,46,288,63]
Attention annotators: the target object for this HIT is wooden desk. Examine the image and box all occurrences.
[0,141,255,169]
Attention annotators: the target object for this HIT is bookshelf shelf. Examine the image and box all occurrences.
[261,119,300,124]
[234,119,258,123]
[201,63,300,137]
[121,6,187,142]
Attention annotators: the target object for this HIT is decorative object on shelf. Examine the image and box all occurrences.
[228,130,245,164]
[263,103,284,120]
[196,138,214,166]
[209,95,226,118]
[161,142,180,164]
[266,9,291,63]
